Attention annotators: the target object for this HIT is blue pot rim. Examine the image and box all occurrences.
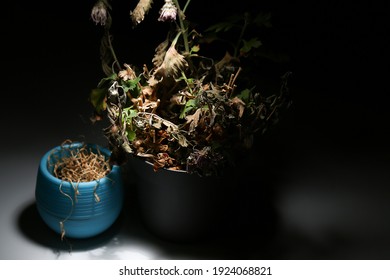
[40,142,118,188]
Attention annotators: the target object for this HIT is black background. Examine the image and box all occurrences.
[1,0,390,259]
[2,0,388,146]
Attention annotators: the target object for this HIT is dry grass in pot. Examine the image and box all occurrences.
[52,142,111,183]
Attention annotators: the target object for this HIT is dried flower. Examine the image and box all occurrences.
[158,0,177,22]
[118,64,137,81]
[91,1,108,26]
[130,0,154,25]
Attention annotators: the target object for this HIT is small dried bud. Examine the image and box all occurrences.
[158,0,177,22]
[91,1,108,26]
[110,124,119,134]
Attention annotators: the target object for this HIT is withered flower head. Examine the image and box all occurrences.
[158,0,177,22]
[91,0,108,26]
[130,0,154,25]
[118,64,137,81]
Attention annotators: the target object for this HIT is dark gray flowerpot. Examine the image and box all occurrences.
[127,158,234,242]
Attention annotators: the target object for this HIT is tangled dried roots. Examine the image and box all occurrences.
[52,143,111,182]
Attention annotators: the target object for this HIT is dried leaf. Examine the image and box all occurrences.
[186,108,202,132]
[214,51,234,73]
[240,37,262,55]
[230,96,246,118]
[153,43,188,79]
[152,118,162,129]
[152,39,169,68]
[177,134,189,147]
[90,88,107,115]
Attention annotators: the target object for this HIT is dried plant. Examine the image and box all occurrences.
[130,0,154,25]
[90,0,292,176]
[52,142,111,183]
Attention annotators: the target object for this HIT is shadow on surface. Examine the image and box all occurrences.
[18,202,123,254]
[118,158,284,260]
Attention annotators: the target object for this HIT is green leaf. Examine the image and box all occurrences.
[126,130,136,141]
[240,38,262,54]
[128,109,138,118]
[191,44,200,54]
[236,88,251,103]
[180,99,197,119]
[97,73,117,88]
[121,77,141,97]
[90,88,107,114]
[254,12,272,28]
[122,108,138,123]
[205,21,236,33]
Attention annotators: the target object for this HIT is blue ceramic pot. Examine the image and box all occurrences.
[35,142,123,239]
